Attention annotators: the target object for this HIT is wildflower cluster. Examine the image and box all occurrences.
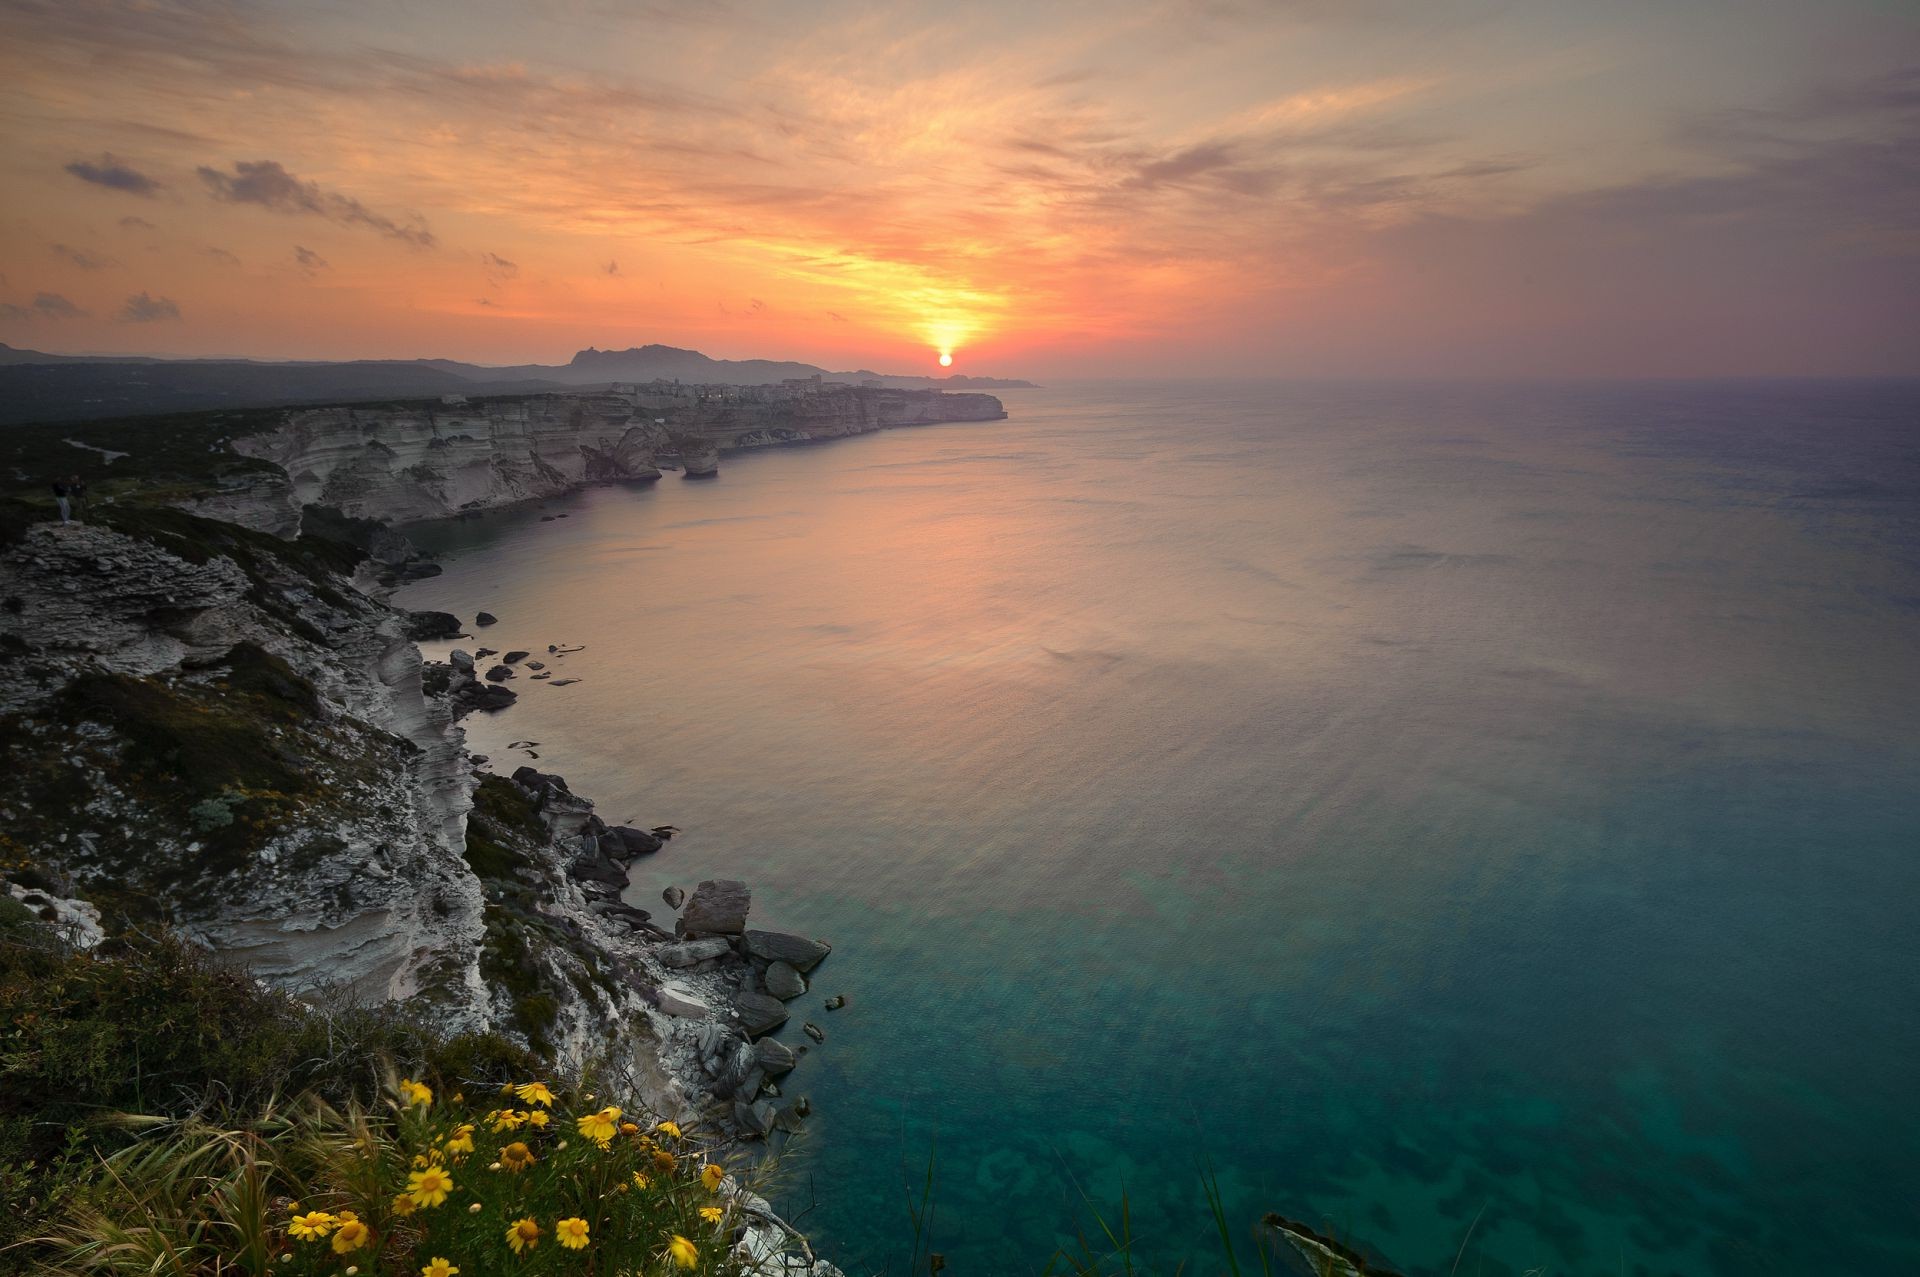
[247,1077,737,1275]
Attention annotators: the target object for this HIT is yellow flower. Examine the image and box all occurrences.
[330,1216,370,1254]
[506,1217,542,1254]
[406,1165,455,1208]
[288,1210,337,1241]
[555,1217,591,1250]
[631,1171,651,1190]
[421,1258,459,1277]
[619,1121,640,1135]
[524,1109,549,1128]
[655,1120,683,1140]
[499,1141,535,1173]
[668,1235,698,1269]
[445,1124,475,1156]
[491,1109,527,1132]
[575,1107,619,1146]
[700,1163,726,1191]
[513,1082,555,1108]
[652,1148,678,1174]
[391,1192,418,1217]
[399,1078,433,1107]
[699,1206,723,1224]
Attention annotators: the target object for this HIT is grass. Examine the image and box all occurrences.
[0,904,537,1271]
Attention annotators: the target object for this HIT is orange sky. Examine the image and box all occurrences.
[1,1,1916,377]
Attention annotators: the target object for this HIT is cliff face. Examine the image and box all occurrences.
[230,386,1005,525]
[233,394,670,525]
[0,514,693,1120]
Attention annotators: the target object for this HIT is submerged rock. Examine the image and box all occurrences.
[824,994,847,1011]
[475,611,498,626]
[802,1022,825,1043]
[484,664,513,682]
[662,884,686,910]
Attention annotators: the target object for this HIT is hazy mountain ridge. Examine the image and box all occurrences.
[0,342,1037,426]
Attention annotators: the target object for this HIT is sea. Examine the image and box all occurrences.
[399,379,1920,1276]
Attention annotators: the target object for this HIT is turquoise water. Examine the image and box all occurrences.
[401,381,1920,1275]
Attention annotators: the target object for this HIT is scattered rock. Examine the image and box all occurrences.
[658,937,733,969]
[568,852,629,893]
[734,991,789,1038]
[802,1022,825,1043]
[765,961,807,1001]
[656,986,713,1020]
[503,649,530,664]
[773,1102,808,1134]
[526,660,545,670]
[752,1038,796,1075]
[549,678,581,687]
[448,649,475,672]
[484,664,513,682]
[679,879,750,935]
[662,885,686,910]
[744,930,832,973]
[604,825,664,858]
[475,611,498,625]
[475,647,498,659]
[824,995,847,1011]
[733,1099,778,1137]
[406,610,464,640]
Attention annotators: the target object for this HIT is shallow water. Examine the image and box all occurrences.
[401,380,1920,1275]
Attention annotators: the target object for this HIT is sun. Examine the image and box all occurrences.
[938,352,953,367]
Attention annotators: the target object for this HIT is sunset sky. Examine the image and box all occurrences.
[0,0,1915,377]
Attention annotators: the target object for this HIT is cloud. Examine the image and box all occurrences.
[196,159,436,247]
[482,251,518,284]
[119,291,181,322]
[51,243,111,269]
[204,246,241,266]
[0,292,87,320]
[119,216,157,232]
[64,153,162,196]
[293,245,329,273]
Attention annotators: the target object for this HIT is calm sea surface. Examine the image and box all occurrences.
[400,380,1920,1276]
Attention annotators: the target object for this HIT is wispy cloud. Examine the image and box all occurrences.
[294,245,329,273]
[1,291,87,320]
[51,243,112,269]
[482,252,518,284]
[197,160,436,247]
[64,153,161,196]
[119,291,181,322]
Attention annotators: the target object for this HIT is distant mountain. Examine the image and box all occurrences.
[430,345,1037,389]
[0,341,1034,425]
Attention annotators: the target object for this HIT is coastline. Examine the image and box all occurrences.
[0,385,1010,1271]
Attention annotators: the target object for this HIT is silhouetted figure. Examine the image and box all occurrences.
[70,475,89,519]
[50,477,72,524]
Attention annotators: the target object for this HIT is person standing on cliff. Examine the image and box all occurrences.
[50,477,73,524]
[69,474,89,520]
